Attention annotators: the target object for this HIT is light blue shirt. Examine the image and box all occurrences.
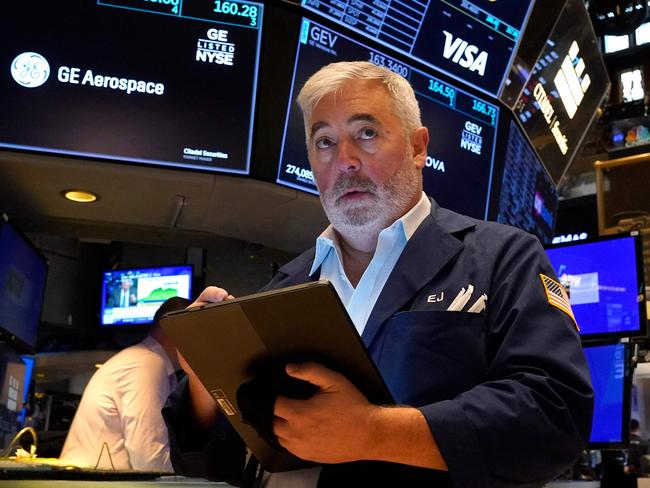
[309,192,431,336]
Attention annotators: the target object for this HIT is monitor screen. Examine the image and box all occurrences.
[583,341,631,448]
[619,68,646,103]
[514,0,610,184]
[101,265,192,326]
[301,0,534,96]
[277,18,500,220]
[17,354,35,425]
[0,0,263,174]
[496,120,558,245]
[0,219,48,354]
[604,34,630,53]
[544,233,646,339]
[635,22,650,45]
[20,355,35,405]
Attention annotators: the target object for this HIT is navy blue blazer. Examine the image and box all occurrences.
[164,198,593,488]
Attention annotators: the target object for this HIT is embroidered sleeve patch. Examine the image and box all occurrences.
[540,274,579,331]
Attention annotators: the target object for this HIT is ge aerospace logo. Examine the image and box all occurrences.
[11,52,50,88]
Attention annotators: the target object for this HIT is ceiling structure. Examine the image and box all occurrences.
[0,149,329,254]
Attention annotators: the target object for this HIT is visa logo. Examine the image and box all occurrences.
[442,31,488,77]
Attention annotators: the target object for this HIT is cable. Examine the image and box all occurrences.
[1,427,38,458]
[93,441,116,470]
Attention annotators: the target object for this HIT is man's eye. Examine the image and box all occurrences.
[315,137,335,149]
[359,128,377,140]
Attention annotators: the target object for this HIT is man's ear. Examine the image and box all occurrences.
[411,127,429,170]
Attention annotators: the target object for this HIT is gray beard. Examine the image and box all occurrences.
[319,160,421,242]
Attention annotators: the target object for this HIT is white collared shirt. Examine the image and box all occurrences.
[263,192,431,488]
[59,336,176,471]
[309,192,431,335]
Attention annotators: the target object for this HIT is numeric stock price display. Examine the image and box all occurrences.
[278,19,500,219]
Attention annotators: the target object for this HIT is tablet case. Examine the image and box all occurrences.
[160,280,393,472]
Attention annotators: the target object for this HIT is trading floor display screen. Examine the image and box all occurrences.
[583,342,630,448]
[496,120,557,245]
[301,0,534,95]
[514,0,609,183]
[545,233,646,339]
[0,220,47,354]
[278,19,500,220]
[101,265,192,326]
[0,0,263,173]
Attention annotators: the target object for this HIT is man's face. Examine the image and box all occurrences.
[121,279,132,290]
[305,80,428,235]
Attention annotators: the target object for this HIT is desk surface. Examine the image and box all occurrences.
[0,477,233,487]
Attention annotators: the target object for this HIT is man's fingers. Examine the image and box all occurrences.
[284,362,340,390]
[274,395,304,420]
[190,286,234,307]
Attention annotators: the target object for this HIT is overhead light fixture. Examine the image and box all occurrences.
[62,189,99,203]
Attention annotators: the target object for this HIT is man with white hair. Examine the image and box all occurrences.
[163,61,593,487]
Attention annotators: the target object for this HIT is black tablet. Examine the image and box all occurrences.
[160,280,393,472]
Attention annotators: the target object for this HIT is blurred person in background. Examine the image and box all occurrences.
[60,296,190,471]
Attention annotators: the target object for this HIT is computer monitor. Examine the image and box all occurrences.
[277,18,500,220]
[1,0,263,174]
[583,341,631,449]
[635,22,650,45]
[16,354,35,426]
[100,265,192,326]
[603,34,630,53]
[495,119,558,245]
[545,232,646,340]
[0,217,48,354]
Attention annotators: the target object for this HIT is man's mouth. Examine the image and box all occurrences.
[338,189,369,202]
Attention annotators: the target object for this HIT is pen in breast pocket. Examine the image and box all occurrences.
[467,293,488,314]
[447,284,474,311]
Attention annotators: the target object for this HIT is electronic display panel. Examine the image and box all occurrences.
[301,0,534,96]
[496,120,557,245]
[545,233,646,340]
[583,341,631,448]
[278,19,500,220]
[514,0,609,184]
[604,34,630,53]
[101,265,192,326]
[0,0,263,173]
[0,219,48,354]
[636,22,650,45]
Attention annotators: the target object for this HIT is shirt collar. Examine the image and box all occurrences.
[309,192,430,277]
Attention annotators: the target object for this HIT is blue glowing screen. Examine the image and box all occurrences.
[545,236,643,337]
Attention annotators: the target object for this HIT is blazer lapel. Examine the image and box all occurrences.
[361,202,473,348]
[272,247,318,288]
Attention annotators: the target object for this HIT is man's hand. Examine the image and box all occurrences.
[273,362,448,470]
[190,286,235,308]
[178,286,235,427]
[272,362,381,464]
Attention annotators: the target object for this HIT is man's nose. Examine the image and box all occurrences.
[334,139,360,172]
